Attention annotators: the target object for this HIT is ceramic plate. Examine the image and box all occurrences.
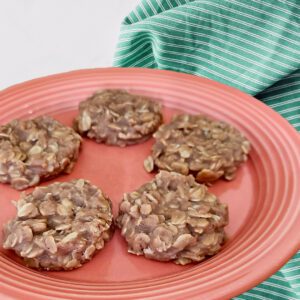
[0,68,299,299]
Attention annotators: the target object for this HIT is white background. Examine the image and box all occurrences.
[0,0,140,90]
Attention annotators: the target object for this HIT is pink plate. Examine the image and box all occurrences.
[0,68,299,300]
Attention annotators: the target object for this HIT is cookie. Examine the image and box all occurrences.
[144,114,251,183]
[74,89,162,146]
[117,171,228,265]
[0,116,82,190]
[3,179,113,271]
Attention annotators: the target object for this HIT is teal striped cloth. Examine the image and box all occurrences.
[113,0,300,299]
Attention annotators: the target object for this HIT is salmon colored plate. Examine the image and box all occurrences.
[0,68,299,300]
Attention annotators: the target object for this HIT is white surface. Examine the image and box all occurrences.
[0,0,140,90]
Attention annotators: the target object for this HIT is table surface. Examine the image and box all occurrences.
[0,0,140,90]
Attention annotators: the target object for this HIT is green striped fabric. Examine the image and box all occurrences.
[113,0,300,298]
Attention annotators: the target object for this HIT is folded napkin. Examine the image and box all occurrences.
[113,0,300,298]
